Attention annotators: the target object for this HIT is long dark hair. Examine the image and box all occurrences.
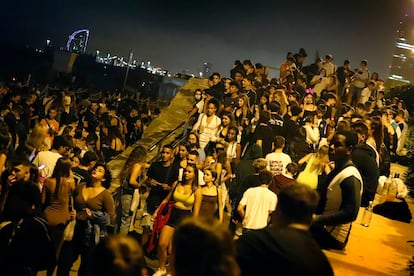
[369,115,383,152]
[182,163,199,193]
[51,157,72,197]
[108,125,126,146]
[91,161,112,189]
[119,145,147,181]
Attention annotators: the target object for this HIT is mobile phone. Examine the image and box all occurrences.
[29,150,36,162]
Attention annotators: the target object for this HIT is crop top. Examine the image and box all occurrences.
[173,186,195,210]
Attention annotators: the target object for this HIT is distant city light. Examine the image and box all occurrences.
[67,29,90,53]
[95,51,166,76]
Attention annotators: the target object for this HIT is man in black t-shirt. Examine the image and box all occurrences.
[72,150,99,186]
[141,144,179,246]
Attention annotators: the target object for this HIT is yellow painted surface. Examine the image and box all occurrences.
[325,200,414,276]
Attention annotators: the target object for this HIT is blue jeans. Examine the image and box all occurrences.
[119,193,133,235]
[350,85,363,106]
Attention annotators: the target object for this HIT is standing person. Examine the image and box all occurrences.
[336,59,354,103]
[0,121,11,176]
[302,113,320,151]
[204,146,233,216]
[184,89,205,125]
[223,81,241,112]
[15,123,49,162]
[71,150,100,186]
[240,77,257,106]
[42,157,76,276]
[209,72,225,103]
[187,132,206,163]
[236,184,333,276]
[234,95,253,129]
[296,145,331,190]
[91,235,147,276]
[351,121,379,207]
[151,164,202,276]
[216,111,236,141]
[174,142,190,172]
[0,180,56,276]
[32,135,73,179]
[57,162,115,276]
[231,157,267,239]
[0,160,39,215]
[199,168,223,223]
[185,150,205,186]
[310,130,362,250]
[118,145,148,235]
[141,144,179,247]
[237,170,277,235]
[265,136,292,176]
[126,116,144,146]
[270,162,299,195]
[252,111,274,157]
[217,125,241,167]
[192,98,221,151]
[323,54,337,77]
[349,60,369,106]
[103,126,126,162]
[40,106,60,150]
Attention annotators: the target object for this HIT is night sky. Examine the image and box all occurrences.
[2,0,412,79]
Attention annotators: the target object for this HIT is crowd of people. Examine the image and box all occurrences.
[0,47,412,276]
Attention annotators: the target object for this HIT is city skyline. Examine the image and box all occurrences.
[2,0,413,79]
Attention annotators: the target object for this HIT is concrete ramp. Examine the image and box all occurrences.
[107,77,208,191]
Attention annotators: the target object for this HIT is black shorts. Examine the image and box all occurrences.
[167,207,192,227]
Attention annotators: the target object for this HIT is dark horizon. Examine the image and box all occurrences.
[2,0,413,79]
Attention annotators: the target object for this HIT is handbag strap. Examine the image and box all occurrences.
[45,118,52,129]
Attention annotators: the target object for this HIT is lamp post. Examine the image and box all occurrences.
[122,49,133,95]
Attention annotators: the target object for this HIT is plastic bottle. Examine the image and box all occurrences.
[360,201,374,227]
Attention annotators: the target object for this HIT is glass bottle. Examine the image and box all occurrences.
[361,201,374,227]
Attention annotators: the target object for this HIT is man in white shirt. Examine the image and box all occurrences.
[265,136,292,175]
[32,135,73,179]
[181,150,205,186]
[323,54,337,77]
[360,80,376,104]
[350,59,369,106]
[237,170,277,232]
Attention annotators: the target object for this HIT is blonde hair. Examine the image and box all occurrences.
[26,123,49,152]
[310,145,330,173]
[274,89,288,115]
[238,94,251,119]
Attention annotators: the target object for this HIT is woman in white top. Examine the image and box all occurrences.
[217,126,241,167]
[303,113,320,151]
[192,99,221,150]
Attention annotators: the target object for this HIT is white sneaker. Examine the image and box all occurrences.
[152,268,167,276]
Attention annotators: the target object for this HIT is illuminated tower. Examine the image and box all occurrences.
[387,14,414,87]
[202,62,212,75]
[66,29,90,54]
